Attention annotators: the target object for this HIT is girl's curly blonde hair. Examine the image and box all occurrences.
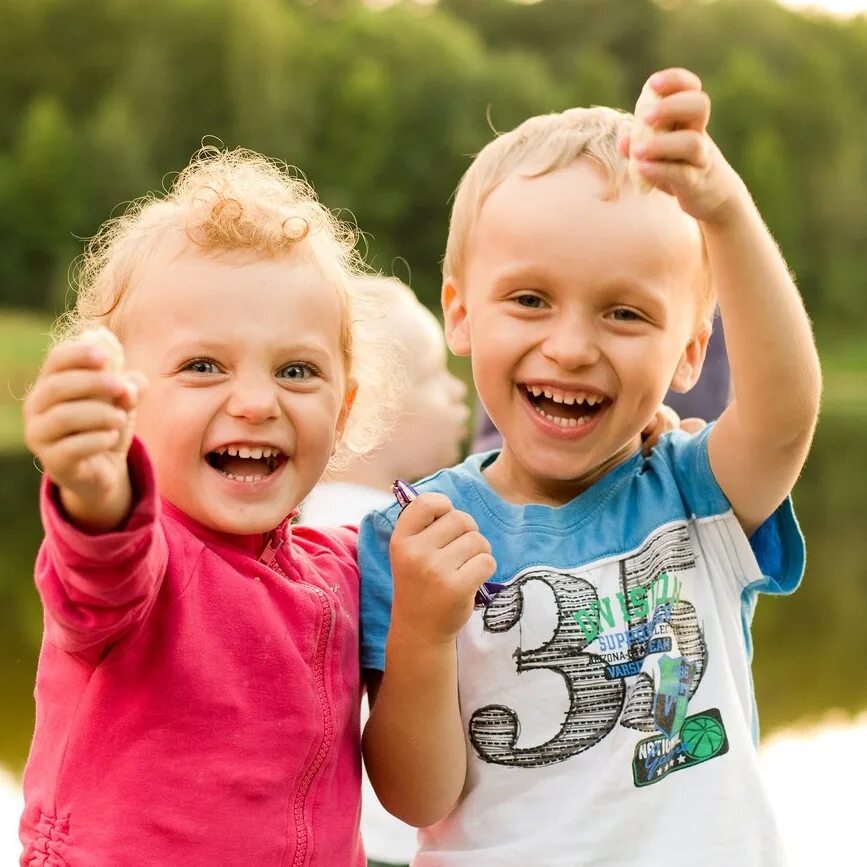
[54,145,395,466]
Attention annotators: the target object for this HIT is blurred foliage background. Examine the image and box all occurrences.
[0,0,865,338]
[1,0,866,775]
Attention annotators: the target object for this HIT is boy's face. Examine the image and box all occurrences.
[444,159,708,505]
[122,244,354,535]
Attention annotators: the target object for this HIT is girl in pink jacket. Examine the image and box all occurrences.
[20,147,394,866]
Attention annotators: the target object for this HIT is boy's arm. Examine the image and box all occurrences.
[629,68,821,534]
[702,195,820,533]
[361,494,495,827]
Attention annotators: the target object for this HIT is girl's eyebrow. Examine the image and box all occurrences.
[165,337,334,359]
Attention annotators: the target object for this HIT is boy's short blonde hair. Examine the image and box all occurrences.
[444,106,715,327]
[56,146,393,464]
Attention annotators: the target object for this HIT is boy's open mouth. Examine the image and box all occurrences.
[205,444,288,482]
[522,384,610,428]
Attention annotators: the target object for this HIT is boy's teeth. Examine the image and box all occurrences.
[537,409,592,428]
[526,385,604,408]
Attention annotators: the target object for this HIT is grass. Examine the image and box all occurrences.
[0,309,864,452]
[0,311,53,453]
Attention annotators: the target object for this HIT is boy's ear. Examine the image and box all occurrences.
[442,278,471,357]
[669,326,711,393]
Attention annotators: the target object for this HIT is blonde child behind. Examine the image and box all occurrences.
[302,275,468,867]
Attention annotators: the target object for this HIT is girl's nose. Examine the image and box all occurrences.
[226,378,280,423]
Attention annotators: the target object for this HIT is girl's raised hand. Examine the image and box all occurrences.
[23,334,146,531]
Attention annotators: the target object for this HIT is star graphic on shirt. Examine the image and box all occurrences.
[677,755,687,764]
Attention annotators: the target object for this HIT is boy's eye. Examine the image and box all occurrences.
[279,362,317,381]
[184,358,220,374]
[610,308,643,322]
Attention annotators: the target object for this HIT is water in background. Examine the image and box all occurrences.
[1,413,865,857]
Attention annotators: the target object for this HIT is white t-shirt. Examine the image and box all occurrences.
[301,481,417,865]
[359,428,804,866]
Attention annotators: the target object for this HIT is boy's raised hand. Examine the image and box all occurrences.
[389,493,496,647]
[621,68,745,225]
[23,338,145,531]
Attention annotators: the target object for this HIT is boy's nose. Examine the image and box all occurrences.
[541,320,600,370]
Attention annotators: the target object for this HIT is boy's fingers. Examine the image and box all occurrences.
[633,159,698,193]
[416,508,479,550]
[25,370,129,416]
[645,91,710,132]
[647,68,703,97]
[632,129,710,169]
[439,531,492,574]
[618,133,631,157]
[455,552,498,590]
[394,492,456,535]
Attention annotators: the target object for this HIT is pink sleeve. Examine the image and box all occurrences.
[35,437,169,658]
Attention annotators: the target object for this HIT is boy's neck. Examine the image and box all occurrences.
[482,438,642,507]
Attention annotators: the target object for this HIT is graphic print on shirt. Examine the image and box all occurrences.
[467,523,729,785]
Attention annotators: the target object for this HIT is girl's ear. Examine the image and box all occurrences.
[442,278,471,357]
[334,379,357,447]
[669,326,711,393]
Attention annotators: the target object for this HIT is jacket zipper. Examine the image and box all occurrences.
[260,526,336,867]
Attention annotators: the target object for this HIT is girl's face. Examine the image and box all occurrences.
[121,244,354,535]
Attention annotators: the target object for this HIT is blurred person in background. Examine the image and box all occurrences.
[301,275,469,867]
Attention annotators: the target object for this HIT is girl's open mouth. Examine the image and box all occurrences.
[522,384,610,428]
[205,444,288,483]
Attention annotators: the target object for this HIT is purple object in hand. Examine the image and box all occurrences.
[392,479,420,511]
[392,479,504,608]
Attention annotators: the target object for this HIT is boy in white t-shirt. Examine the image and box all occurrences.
[358,68,821,865]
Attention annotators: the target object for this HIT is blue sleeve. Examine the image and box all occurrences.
[660,423,805,595]
[358,508,397,671]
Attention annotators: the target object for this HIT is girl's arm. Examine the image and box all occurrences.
[23,334,144,532]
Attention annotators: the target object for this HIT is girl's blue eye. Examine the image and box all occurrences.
[279,362,316,381]
[516,294,545,309]
[185,359,219,374]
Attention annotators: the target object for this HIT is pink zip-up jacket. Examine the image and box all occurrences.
[20,439,365,866]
